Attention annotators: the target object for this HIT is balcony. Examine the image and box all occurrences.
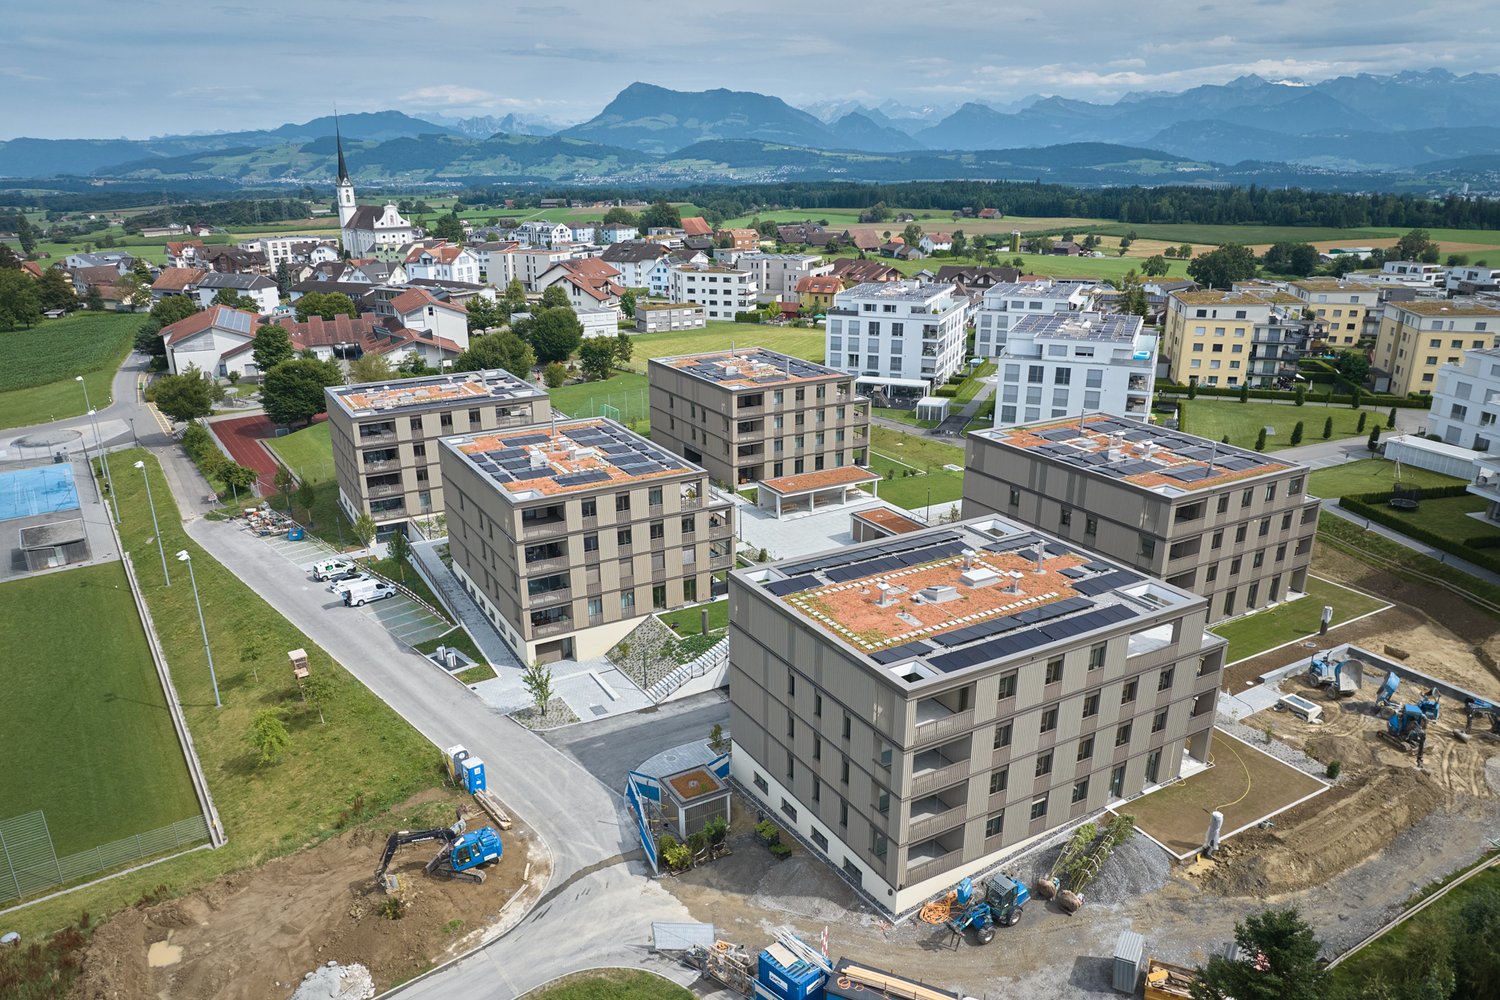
[907,792,967,842]
[524,555,570,574]
[530,617,574,638]
[526,587,572,609]
[366,482,404,499]
[911,748,970,796]
[904,834,963,887]
[356,427,398,445]
[362,458,401,474]
[913,697,974,747]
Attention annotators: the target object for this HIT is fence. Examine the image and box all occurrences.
[0,810,210,904]
[556,387,650,425]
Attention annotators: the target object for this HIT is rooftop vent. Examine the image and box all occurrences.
[958,567,1000,589]
[874,581,897,607]
[916,584,961,604]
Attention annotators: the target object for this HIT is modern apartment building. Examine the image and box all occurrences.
[438,418,735,663]
[1372,299,1500,396]
[668,264,758,320]
[729,252,833,303]
[991,313,1155,425]
[326,370,551,529]
[1287,279,1380,348]
[962,415,1319,622]
[729,515,1224,913]
[647,348,870,487]
[1161,289,1302,387]
[825,281,969,401]
[635,301,706,332]
[1374,261,1446,288]
[972,281,1093,359]
[1430,347,1500,449]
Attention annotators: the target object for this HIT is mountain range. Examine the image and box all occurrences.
[5,70,1500,189]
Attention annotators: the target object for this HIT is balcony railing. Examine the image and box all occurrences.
[522,519,567,539]
[357,428,398,445]
[366,482,404,499]
[526,588,572,609]
[907,803,967,843]
[362,458,401,474]
[912,708,975,747]
[523,555,570,574]
[911,758,970,797]
[904,852,960,888]
[530,618,574,638]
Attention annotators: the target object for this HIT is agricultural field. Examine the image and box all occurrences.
[0,562,201,855]
[0,311,138,430]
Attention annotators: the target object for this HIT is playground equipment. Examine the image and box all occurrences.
[1389,457,1421,511]
[373,815,502,891]
[1308,651,1361,696]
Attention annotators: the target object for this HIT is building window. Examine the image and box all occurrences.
[985,813,1004,838]
[813,736,821,760]
[1059,507,1072,528]
[1152,710,1168,734]
[1072,779,1089,804]
[621,591,635,613]
[842,713,851,739]
[989,767,1009,795]
[1109,764,1125,798]
[1077,736,1094,761]
[839,799,849,827]
[811,828,828,851]
[617,528,632,546]
[1085,515,1097,536]
[753,772,768,793]
[1035,751,1053,777]
[1121,679,1138,704]
[650,521,665,540]
[581,499,597,519]
[1158,666,1175,691]
[998,671,1018,699]
[1040,706,1059,733]
[1088,644,1105,670]
[1008,486,1020,506]
[1082,691,1100,718]
[1116,722,1132,747]
[1045,657,1064,684]
[993,722,1013,749]
[814,694,822,717]
[616,493,631,513]
[840,756,849,784]
[1139,537,1156,559]
[781,799,797,822]
[1030,797,1048,821]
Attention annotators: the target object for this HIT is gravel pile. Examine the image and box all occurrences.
[1215,716,1341,784]
[289,961,374,1000]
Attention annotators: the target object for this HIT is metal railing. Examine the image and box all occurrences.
[0,811,209,904]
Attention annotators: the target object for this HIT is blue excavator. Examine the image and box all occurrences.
[375,816,503,890]
[1382,704,1429,767]
[1308,651,1361,697]
[945,874,1029,946]
[1374,673,1440,721]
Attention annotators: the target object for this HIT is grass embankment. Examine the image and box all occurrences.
[864,426,965,511]
[0,563,200,855]
[1318,513,1500,611]
[0,311,138,430]
[657,598,728,636]
[1208,577,1388,663]
[6,449,439,947]
[521,969,694,1000]
[263,420,354,546]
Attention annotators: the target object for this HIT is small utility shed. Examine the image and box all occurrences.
[915,396,951,423]
[19,519,89,571]
[659,764,731,837]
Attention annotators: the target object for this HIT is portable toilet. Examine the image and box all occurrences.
[461,757,486,794]
[1112,930,1145,993]
[757,943,826,1000]
[446,745,469,783]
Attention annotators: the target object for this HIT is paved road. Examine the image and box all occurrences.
[183,516,697,998]
[543,691,730,791]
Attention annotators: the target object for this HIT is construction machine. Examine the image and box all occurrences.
[943,874,1029,946]
[1460,697,1500,741]
[1308,652,1360,696]
[374,817,503,890]
[1375,671,1401,711]
[1382,704,1429,766]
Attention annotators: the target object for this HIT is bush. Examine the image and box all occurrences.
[770,842,793,858]
[933,385,958,397]
[1326,760,1342,780]
[1339,485,1500,575]
[1290,421,1304,446]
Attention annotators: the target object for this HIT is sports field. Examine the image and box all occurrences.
[0,562,199,855]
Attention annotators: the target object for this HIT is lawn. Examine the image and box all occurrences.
[548,370,650,424]
[658,598,728,636]
[1085,222,1500,252]
[0,563,200,856]
[1377,493,1500,543]
[874,406,939,430]
[0,311,139,430]
[863,425,966,512]
[1318,511,1500,612]
[266,421,335,484]
[626,321,828,367]
[414,629,490,670]
[364,551,448,617]
[522,969,693,1000]
[1177,399,1380,451]
[860,252,1141,282]
[1307,458,1464,499]
[1208,577,1389,663]
[953,361,996,405]
[8,448,439,940]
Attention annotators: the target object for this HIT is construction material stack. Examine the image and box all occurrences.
[756,936,828,1000]
[825,960,965,1000]
[1142,957,1197,1000]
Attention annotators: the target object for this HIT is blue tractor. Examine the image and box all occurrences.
[945,874,1030,946]
[375,819,502,889]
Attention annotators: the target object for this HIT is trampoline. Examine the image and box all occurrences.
[0,465,81,522]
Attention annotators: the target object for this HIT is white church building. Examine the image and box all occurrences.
[335,124,413,258]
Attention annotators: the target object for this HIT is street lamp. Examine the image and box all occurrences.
[176,550,221,708]
[134,461,170,586]
[76,376,118,524]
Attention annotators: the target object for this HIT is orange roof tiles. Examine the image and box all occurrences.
[458,420,684,496]
[679,216,713,237]
[852,507,925,534]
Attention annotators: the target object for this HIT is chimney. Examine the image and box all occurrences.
[961,548,977,570]
[1033,542,1047,574]
[875,582,895,607]
[1003,570,1023,595]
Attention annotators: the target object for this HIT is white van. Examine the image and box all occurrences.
[343,580,396,607]
[311,558,355,581]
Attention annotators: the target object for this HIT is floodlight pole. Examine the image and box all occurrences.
[76,376,118,524]
[177,551,221,707]
[135,460,170,586]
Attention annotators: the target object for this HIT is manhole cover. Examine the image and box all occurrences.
[590,705,606,716]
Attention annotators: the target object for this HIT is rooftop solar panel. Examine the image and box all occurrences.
[502,433,550,447]
[1165,466,1213,482]
[764,575,821,597]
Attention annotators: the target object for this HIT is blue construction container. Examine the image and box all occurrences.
[461,757,486,794]
[757,946,825,1000]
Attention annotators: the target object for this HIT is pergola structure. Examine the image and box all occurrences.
[757,465,880,519]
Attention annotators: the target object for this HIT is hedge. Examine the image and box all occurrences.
[1338,485,1500,572]
[933,385,958,397]
[1161,382,1431,409]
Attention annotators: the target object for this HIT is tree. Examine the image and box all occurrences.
[249,709,291,766]
[613,331,634,367]
[351,513,377,548]
[221,462,256,498]
[637,200,681,231]
[1239,383,1250,403]
[465,295,503,333]
[1350,385,1364,410]
[150,293,200,328]
[1357,411,1368,432]
[521,660,555,717]
[252,323,296,373]
[1118,270,1148,317]
[1368,425,1382,452]
[1187,377,1198,399]
[1254,427,1267,451]
[261,357,342,426]
[602,206,637,225]
[0,244,19,269]
[212,288,259,311]
[15,215,36,255]
[619,288,636,319]
[504,278,527,312]
[1394,228,1438,263]
[1163,245,1177,259]
[301,670,334,725]
[951,230,967,258]
[275,261,292,296]
[1331,350,1370,387]
[578,336,616,381]
[1261,242,1320,277]
[397,354,434,377]
[539,284,571,310]
[295,478,317,522]
[1290,421,1304,445]
[85,286,104,311]
[36,268,77,311]
[0,270,43,330]
[452,329,535,376]
[272,464,296,513]
[1323,416,1334,439]
[388,531,411,581]
[294,291,357,321]
[528,306,584,363]
[153,368,215,421]
[901,222,923,246]
[1187,244,1258,288]
[1387,407,1397,428]
[1141,254,1170,277]
[1178,243,1193,259]
[348,352,394,384]
[431,213,465,244]
[1031,235,1055,255]
[543,361,568,388]
[114,272,150,311]
[1190,908,1326,1000]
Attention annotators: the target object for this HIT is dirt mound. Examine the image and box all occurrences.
[71,794,541,1000]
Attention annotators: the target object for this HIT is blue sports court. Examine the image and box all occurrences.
[0,464,81,522]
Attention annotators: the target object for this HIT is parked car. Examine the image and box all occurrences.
[344,580,396,607]
[327,573,371,594]
[311,558,355,581]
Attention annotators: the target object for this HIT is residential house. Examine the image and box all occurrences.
[377,288,470,351]
[514,220,574,247]
[69,264,129,304]
[679,217,713,238]
[197,245,269,275]
[568,223,597,244]
[162,305,258,377]
[1448,266,1500,294]
[990,313,1156,424]
[1161,289,1303,387]
[404,244,480,284]
[601,240,671,288]
[164,241,205,268]
[468,241,521,284]
[150,267,207,302]
[880,242,924,261]
[796,274,844,314]
[239,235,339,267]
[1430,347,1500,450]
[668,263,758,320]
[598,223,639,244]
[194,271,280,313]
[825,280,969,400]
[1373,300,1500,396]
[721,228,761,251]
[438,418,735,663]
[973,280,1093,359]
[1374,261,1446,288]
[963,414,1319,621]
[830,258,903,285]
[634,302,706,333]
[63,251,133,272]
[535,257,624,313]
[918,233,952,255]
[934,265,1022,291]
[140,224,188,238]
[1287,279,1380,349]
[647,251,709,299]
[731,252,832,304]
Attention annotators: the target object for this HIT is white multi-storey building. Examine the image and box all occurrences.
[973,281,1093,358]
[1448,265,1500,292]
[993,313,1156,424]
[667,264,757,320]
[514,220,573,248]
[404,245,480,284]
[1375,261,1446,288]
[728,252,832,303]
[825,280,968,397]
[1431,347,1500,450]
[239,235,339,268]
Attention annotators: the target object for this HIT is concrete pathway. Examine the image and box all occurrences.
[1323,501,1500,586]
[409,539,522,670]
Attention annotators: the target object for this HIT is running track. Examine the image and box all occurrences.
[209,414,280,495]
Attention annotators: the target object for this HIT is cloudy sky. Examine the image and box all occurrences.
[5,0,1497,138]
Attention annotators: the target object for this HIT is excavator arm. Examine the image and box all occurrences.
[375,827,458,881]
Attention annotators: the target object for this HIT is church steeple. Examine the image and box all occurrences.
[334,110,357,236]
[335,112,350,183]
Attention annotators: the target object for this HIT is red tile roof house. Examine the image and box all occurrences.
[258,314,465,373]
[679,216,713,238]
[161,305,259,377]
[534,257,625,313]
[150,266,207,301]
[383,288,471,352]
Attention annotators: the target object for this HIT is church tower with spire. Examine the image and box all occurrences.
[334,114,356,231]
